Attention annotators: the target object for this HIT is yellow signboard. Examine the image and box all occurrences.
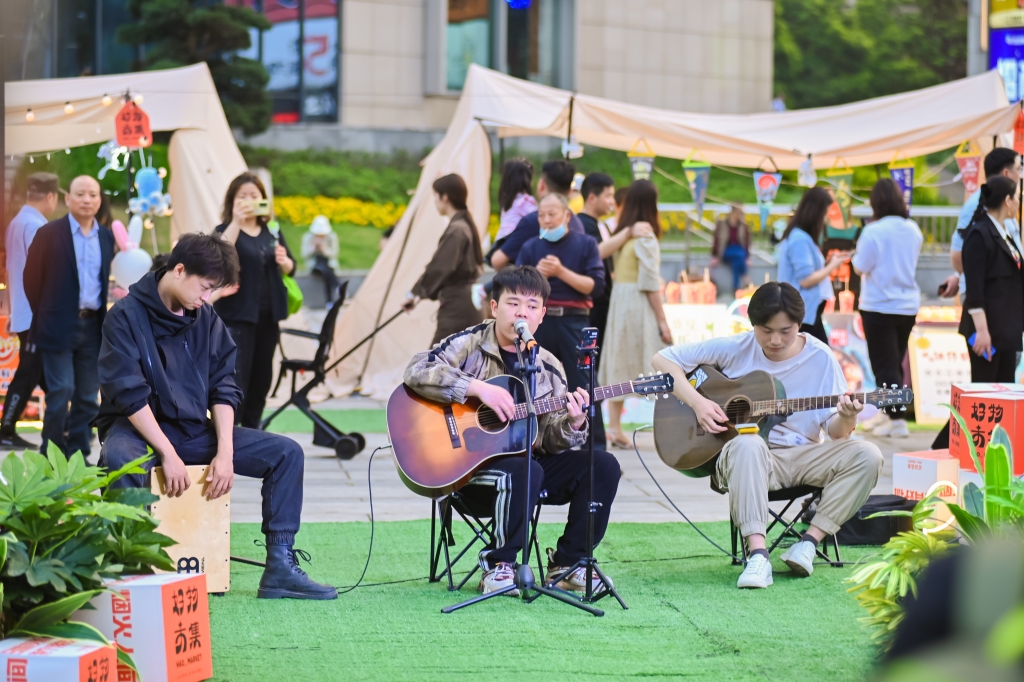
[991,0,1024,30]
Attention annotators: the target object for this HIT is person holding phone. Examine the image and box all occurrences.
[777,187,850,345]
[958,176,1024,383]
[214,172,296,428]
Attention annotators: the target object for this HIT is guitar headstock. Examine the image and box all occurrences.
[633,373,675,399]
[866,385,914,412]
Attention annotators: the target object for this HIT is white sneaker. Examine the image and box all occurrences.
[737,554,773,589]
[479,562,519,597]
[872,418,910,438]
[781,540,816,577]
[860,410,888,431]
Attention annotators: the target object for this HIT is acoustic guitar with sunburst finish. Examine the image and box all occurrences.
[653,365,914,477]
[388,373,674,498]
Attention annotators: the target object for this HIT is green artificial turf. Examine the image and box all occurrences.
[214,521,880,682]
[262,408,388,434]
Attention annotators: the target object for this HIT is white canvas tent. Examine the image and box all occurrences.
[5,63,246,241]
[328,65,1022,400]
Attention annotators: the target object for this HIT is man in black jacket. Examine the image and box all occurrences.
[96,233,336,600]
[25,175,113,457]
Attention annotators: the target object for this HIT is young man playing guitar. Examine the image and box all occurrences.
[652,282,883,589]
[403,265,621,596]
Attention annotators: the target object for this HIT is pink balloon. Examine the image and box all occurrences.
[112,219,131,251]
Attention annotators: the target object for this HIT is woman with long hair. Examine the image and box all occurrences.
[495,159,537,243]
[599,179,672,447]
[213,172,297,428]
[853,179,922,438]
[777,186,850,344]
[958,175,1024,383]
[403,173,485,344]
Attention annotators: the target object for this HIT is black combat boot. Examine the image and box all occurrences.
[257,545,338,600]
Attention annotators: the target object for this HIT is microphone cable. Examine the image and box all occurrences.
[335,445,387,595]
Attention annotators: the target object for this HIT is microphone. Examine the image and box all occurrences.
[513,320,537,350]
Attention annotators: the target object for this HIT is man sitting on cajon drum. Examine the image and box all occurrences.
[96,233,336,600]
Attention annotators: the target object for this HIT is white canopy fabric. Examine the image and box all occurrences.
[5,63,246,239]
[327,65,1022,400]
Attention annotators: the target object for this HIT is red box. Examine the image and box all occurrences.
[0,637,117,681]
[949,392,1024,475]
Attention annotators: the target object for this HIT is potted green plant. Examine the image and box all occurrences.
[0,447,176,672]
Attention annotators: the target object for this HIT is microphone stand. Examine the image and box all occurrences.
[542,331,627,608]
[442,336,602,616]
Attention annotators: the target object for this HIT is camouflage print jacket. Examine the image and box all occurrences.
[403,320,588,454]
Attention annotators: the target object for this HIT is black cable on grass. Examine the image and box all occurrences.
[335,445,386,595]
[631,426,743,562]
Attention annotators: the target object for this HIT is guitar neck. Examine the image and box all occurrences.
[753,391,887,417]
[513,381,636,419]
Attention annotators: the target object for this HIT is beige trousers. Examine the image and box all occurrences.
[716,434,884,538]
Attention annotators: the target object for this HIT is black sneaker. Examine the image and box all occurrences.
[0,433,38,450]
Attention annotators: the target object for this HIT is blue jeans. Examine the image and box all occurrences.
[41,316,101,457]
[722,243,749,292]
[99,421,304,544]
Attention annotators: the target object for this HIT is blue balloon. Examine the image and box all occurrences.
[135,167,162,199]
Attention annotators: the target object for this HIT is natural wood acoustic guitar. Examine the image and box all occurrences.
[653,365,914,477]
[388,373,674,498]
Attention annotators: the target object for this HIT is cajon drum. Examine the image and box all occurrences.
[150,465,231,593]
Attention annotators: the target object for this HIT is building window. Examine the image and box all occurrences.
[233,0,340,124]
[442,0,573,92]
[447,0,492,91]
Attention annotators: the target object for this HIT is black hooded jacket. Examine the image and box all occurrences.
[96,270,242,443]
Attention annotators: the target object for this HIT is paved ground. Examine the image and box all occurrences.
[229,398,937,525]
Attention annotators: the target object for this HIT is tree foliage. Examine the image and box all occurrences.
[118,0,272,136]
[775,0,968,109]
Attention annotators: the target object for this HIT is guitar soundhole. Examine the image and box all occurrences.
[725,398,751,425]
[476,407,508,434]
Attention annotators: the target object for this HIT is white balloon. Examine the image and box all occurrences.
[127,214,144,247]
[111,249,153,289]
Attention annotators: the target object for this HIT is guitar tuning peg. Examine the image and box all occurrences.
[662,393,670,399]
[903,385,908,389]
[900,406,907,412]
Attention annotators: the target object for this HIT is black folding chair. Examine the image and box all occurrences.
[729,485,844,567]
[260,281,365,459]
[430,488,547,591]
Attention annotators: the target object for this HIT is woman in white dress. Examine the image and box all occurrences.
[599,179,673,447]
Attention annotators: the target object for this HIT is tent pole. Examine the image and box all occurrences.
[564,96,575,159]
[684,214,691,276]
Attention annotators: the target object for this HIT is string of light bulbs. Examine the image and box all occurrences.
[21,91,143,123]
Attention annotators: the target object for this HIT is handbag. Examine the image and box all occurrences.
[282,273,303,316]
[835,495,916,546]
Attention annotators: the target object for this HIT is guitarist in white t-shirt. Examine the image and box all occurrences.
[652,282,883,589]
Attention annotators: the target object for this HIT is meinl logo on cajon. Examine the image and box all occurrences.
[0,637,117,681]
[75,574,212,682]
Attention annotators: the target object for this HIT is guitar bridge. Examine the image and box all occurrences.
[443,405,462,449]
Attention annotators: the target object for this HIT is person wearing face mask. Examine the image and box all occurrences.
[516,193,607,449]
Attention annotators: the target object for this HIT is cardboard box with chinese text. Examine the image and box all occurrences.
[893,450,959,522]
[0,637,117,682]
[75,573,212,682]
[949,392,1024,475]
[949,383,1024,444]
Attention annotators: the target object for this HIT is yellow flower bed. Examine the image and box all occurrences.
[275,196,406,229]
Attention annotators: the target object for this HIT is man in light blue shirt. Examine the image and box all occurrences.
[0,173,60,449]
[940,148,1022,298]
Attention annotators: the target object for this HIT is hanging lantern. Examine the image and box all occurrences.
[25,109,34,122]
[102,94,113,107]
[64,102,74,114]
